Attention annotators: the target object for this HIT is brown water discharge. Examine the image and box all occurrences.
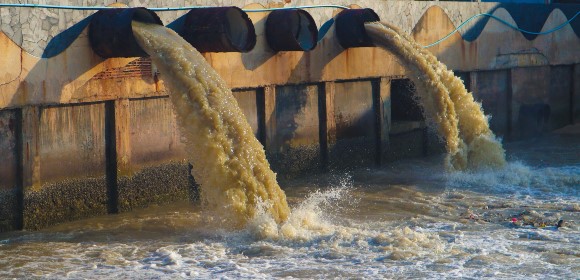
[365,22,506,170]
[131,21,289,226]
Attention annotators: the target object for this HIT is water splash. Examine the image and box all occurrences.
[131,22,289,227]
[365,22,506,171]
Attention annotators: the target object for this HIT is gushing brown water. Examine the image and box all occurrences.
[131,21,289,226]
[365,22,506,170]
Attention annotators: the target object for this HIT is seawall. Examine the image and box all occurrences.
[1,0,579,231]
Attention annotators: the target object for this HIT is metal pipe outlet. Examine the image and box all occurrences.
[265,9,318,52]
[335,8,380,48]
[178,7,256,53]
[89,7,163,58]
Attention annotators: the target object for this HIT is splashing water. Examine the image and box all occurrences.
[131,21,289,227]
[365,22,506,171]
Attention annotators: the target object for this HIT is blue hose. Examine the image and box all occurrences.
[422,11,580,48]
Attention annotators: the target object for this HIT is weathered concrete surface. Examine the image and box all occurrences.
[232,89,261,138]
[38,103,106,182]
[128,98,186,170]
[471,70,511,139]
[511,67,551,139]
[0,110,18,191]
[267,84,321,178]
[549,66,573,130]
[19,103,109,230]
[2,2,580,109]
[0,109,20,231]
[329,80,377,170]
[112,97,190,211]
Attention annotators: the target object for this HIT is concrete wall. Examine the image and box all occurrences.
[1,0,579,231]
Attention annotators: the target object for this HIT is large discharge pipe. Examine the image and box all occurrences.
[177,7,256,53]
[265,9,318,52]
[89,7,163,58]
[335,8,380,48]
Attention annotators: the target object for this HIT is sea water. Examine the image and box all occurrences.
[0,129,577,279]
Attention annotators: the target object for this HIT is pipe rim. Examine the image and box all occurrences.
[265,9,319,52]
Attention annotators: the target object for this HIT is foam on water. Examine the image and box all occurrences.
[448,161,580,197]
[1,160,579,279]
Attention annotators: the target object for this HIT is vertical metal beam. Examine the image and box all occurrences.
[105,101,118,214]
[14,109,23,230]
[264,85,277,152]
[322,81,336,170]
[256,88,267,146]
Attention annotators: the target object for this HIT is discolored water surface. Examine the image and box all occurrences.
[1,129,578,279]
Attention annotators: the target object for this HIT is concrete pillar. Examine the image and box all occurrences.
[115,99,131,176]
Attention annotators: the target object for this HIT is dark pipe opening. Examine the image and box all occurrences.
[335,8,380,48]
[178,7,256,53]
[266,9,318,52]
[89,7,163,58]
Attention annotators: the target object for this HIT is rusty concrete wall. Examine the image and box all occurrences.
[0,110,20,231]
[471,70,512,139]
[329,80,378,169]
[232,89,261,139]
[267,84,321,177]
[1,1,579,231]
[22,103,109,230]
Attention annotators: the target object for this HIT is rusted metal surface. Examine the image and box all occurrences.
[265,9,318,52]
[89,8,163,58]
[179,7,256,53]
[335,8,380,49]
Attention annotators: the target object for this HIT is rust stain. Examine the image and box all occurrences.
[42,80,47,100]
[93,58,152,80]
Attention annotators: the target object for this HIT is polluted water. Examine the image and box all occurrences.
[365,21,506,171]
[0,21,578,279]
